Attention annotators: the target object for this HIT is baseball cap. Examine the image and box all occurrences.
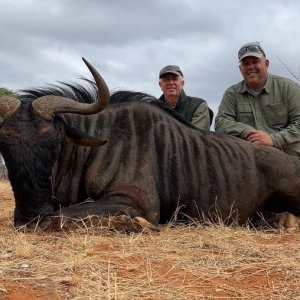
[159,65,183,78]
[238,42,266,61]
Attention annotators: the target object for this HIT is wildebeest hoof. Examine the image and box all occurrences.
[49,214,159,233]
[100,215,159,232]
[278,212,300,232]
[132,216,160,232]
[88,215,159,233]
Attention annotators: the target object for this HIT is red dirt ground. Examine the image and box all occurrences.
[1,181,300,299]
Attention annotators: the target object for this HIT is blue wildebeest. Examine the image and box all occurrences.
[1,58,300,231]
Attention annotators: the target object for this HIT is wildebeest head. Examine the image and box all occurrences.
[0,58,109,227]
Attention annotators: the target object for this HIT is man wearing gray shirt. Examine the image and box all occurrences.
[215,41,300,157]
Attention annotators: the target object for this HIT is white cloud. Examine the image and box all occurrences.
[0,0,300,119]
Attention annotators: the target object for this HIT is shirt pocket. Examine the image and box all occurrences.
[237,103,254,125]
[264,102,288,127]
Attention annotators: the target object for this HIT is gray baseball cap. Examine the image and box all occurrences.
[238,42,266,61]
[159,65,183,78]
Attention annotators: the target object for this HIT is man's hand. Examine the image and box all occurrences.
[245,130,274,146]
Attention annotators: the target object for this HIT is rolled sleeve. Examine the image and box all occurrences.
[191,102,211,130]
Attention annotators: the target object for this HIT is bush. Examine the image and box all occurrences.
[0,163,8,179]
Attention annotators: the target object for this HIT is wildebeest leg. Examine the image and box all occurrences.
[52,214,159,232]
[50,198,159,232]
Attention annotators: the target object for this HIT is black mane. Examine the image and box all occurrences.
[19,78,198,130]
[19,78,97,104]
[110,91,198,130]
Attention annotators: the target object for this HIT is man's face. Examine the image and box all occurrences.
[159,74,184,104]
[239,56,269,89]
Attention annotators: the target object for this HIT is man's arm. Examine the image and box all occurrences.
[191,102,211,130]
[215,87,255,138]
[269,81,300,148]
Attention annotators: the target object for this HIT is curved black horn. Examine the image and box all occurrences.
[32,58,110,120]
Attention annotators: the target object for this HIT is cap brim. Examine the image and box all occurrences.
[239,52,264,61]
[159,71,182,78]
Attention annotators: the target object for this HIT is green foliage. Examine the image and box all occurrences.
[0,87,17,97]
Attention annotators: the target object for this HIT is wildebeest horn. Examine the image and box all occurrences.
[0,96,21,122]
[32,57,110,120]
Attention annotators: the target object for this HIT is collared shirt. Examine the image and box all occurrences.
[215,74,300,156]
[159,90,213,130]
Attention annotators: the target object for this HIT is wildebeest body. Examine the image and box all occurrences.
[90,103,300,224]
[1,59,300,229]
[52,101,300,225]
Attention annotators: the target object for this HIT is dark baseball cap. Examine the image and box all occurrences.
[159,65,183,78]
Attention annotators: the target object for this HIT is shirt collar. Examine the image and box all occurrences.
[238,74,271,94]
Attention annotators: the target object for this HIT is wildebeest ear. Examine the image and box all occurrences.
[65,126,107,147]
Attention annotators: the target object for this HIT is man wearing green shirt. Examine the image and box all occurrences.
[215,41,300,157]
[158,65,213,130]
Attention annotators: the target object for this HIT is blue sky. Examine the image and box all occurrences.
[1,0,300,122]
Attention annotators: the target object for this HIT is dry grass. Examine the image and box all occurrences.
[0,181,300,299]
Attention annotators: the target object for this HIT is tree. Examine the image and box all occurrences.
[0,87,16,175]
[0,87,17,97]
